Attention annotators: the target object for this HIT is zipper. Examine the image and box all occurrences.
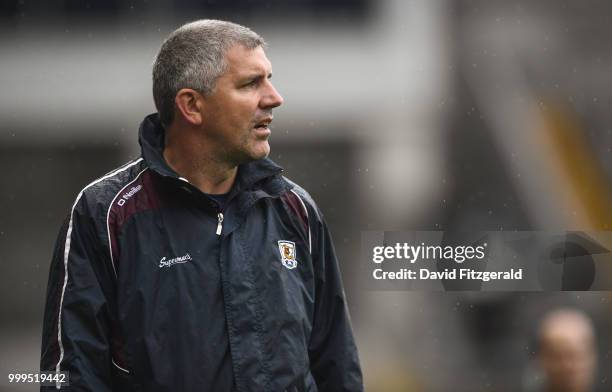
[174,176,227,236]
[216,212,224,235]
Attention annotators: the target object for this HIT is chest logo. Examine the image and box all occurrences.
[159,253,193,268]
[278,240,298,269]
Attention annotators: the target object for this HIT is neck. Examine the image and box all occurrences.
[163,123,237,195]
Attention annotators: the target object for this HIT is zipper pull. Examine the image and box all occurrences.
[216,212,224,235]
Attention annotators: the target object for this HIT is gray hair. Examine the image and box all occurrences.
[152,19,266,127]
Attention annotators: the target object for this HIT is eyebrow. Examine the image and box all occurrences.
[241,72,273,83]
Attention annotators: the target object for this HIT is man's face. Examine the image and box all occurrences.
[540,322,596,392]
[200,44,283,164]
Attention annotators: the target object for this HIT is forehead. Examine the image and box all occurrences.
[541,322,593,351]
[223,44,272,77]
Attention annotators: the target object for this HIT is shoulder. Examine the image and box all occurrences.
[279,176,322,223]
[71,157,148,218]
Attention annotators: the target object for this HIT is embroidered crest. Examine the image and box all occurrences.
[278,240,298,269]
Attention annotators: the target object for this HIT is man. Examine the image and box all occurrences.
[537,309,597,392]
[41,20,363,391]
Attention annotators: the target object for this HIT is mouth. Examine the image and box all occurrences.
[253,116,273,131]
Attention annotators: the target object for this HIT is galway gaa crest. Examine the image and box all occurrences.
[278,240,298,269]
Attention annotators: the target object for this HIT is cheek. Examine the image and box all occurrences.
[218,110,250,139]
[213,94,259,138]
[229,95,258,122]
[237,109,259,140]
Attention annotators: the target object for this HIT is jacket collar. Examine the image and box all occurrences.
[138,113,286,193]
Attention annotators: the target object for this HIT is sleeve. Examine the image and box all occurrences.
[308,212,364,392]
[40,201,115,392]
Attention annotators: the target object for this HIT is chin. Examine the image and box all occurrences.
[239,143,270,163]
[251,142,271,160]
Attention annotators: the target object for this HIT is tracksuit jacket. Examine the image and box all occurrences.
[40,113,363,391]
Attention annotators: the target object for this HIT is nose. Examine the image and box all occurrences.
[260,80,284,109]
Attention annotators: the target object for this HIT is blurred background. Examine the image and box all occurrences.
[1,0,611,391]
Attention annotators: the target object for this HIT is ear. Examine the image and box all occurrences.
[174,89,204,126]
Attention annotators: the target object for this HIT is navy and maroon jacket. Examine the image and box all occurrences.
[40,113,363,391]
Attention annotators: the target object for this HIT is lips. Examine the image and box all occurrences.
[254,116,273,129]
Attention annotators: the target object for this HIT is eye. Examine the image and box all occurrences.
[241,78,259,89]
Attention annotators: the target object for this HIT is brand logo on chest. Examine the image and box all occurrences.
[159,253,193,268]
[278,240,298,269]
